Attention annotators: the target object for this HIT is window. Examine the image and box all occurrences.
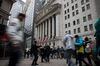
[77,28,81,33]
[67,9,69,13]
[72,6,74,10]
[73,21,76,25]
[83,16,87,22]
[76,10,79,15]
[77,19,80,24]
[0,0,2,7]
[75,4,78,8]
[74,29,76,34]
[71,0,74,3]
[89,24,93,31]
[68,23,70,27]
[88,14,92,20]
[81,0,84,5]
[64,10,67,14]
[67,2,69,6]
[72,12,75,16]
[86,4,90,10]
[86,0,89,3]
[84,26,88,31]
[82,6,85,12]
[69,30,71,34]
[68,14,70,19]
[65,31,68,34]
[65,24,67,28]
[65,16,67,20]
[64,4,66,8]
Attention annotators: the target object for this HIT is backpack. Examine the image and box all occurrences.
[75,37,84,50]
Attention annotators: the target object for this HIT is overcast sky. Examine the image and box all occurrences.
[22,0,26,2]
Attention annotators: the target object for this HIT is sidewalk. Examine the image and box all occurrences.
[0,58,66,66]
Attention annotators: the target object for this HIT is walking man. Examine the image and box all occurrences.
[7,13,26,66]
[31,40,40,65]
[63,33,75,66]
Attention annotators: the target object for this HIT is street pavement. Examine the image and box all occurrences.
[0,58,67,66]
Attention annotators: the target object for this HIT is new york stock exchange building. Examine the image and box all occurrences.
[34,0,64,48]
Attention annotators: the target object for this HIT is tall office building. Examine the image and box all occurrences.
[34,0,100,47]
[63,0,97,39]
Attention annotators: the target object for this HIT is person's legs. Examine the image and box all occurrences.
[8,47,21,66]
[78,53,90,66]
[77,53,83,66]
[47,54,50,62]
[33,54,38,65]
[66,49,75,66]
[86,53,92,65]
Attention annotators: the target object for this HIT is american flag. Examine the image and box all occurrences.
[44,35,48,44]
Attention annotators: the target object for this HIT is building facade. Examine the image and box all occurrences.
[0,0,15,58]
[34,0,63,48]
[34,0,100,48]
[63,0,98,39]
[0,0,15,25]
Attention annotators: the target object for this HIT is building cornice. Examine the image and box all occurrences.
[35,3,61,25]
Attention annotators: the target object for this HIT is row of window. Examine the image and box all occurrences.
[64,9,69,14]
[72,3,78,10]
[65,23,70,28]
[83,14,92,22]
[65,10,79,20]
[71,0,77,3]
[64,3,91,17]
[66,24,93,34]
[81,0,90,5]
[64,0,77,8]
[82,4,90,12]
[72,10,79,16]
[65,19,80,28]
[64,0,89,8]
[65,14,70,20]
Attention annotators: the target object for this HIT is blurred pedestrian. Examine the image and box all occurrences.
[84,37,93,66]
[44,45,51,62]
[63,33,75,66]
[60,47,64,59]
[31,40,40,65]
[40,47,45,62]
[7,13,26,66]
[0,24,9,57]
[74,35,90,66]
[24,48,30,58]
[56,46,60,59]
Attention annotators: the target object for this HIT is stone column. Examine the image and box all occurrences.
[41,23,43,38]
[43,22,44,38]
[50,17,52,38]
[39,24,40,38]
[45,20,47,36]
[54,14,56,37]
[56,14,60,37]
[47,19,49,37]
[52,16,54,38]
[48,18,51,39]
